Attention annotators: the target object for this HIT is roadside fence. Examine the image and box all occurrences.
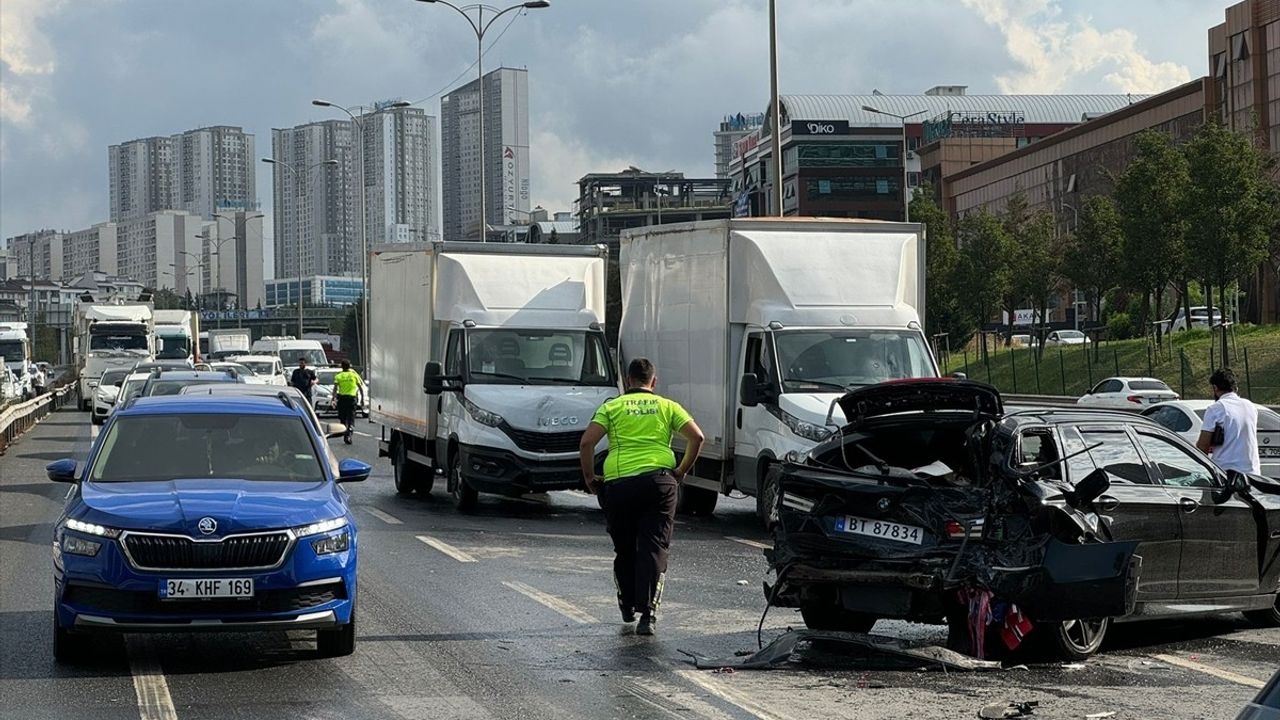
[0,384,75,456]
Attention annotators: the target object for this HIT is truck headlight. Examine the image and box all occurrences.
[463,397,504,427]
[774,408,833,442]
[61,535,102,557]
[311,532,350,555]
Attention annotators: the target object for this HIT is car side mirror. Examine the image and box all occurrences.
[423,361,460,395]
[337,458,372,483]
[951,372,967,380]
[1065,468,1111,508]
[325,422,347,438]
[1224,469,1250,494]
[47,458,78,483]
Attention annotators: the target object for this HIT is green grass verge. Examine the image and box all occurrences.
[941,325,1280,405]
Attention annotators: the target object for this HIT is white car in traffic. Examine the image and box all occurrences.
[232,355,288,386]
[1044,329,1090,347]
[208,361,267,385]
[1077,376,1179,410]
[1169,306,1224,333]
[91,368,132,425]
[1141,399,1280,478]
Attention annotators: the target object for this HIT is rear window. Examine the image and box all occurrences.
[1258,409,1280,432]
[90,414,323,483]
[1129,380,1172,392]
[100,370,130,385]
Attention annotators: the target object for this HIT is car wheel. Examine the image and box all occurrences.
[449,452,478,513]
[1243,595,1280,628]
[1043,617,1109,661]
[91,414,103,426]
[316,612,356,658]
[52,616,83,664]
[755,464,778,529]
[799,602,877,633]
[677,483,719,516]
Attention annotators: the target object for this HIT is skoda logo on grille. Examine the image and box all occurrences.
[197,517,218,536]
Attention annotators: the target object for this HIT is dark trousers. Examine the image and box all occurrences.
[599,472,678,617]
[336,395,357,435]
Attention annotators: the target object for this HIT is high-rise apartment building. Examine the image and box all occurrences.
[270,120,358,281]
[115,211,204,294]
[206,210,266,309]
[441,67,530,240]
[108,126,255,222]
[6,230,64,281]
[363,106,439,243]
[62,223,118,280]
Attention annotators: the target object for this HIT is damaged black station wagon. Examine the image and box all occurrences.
[766,379,1280,660]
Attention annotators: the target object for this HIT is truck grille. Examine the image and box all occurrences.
[499,426,584,454]
[122,532,291,570]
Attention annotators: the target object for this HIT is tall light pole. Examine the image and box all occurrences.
[263,157,339,338]
[768,0,783,217]
[164,263,202,361]
[861,105,927,222]
[414,0,550,241]
[311,100,410,370]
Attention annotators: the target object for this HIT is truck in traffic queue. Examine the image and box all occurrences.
[205,328,253,360]
[0,322,34,401]
[370,241,618,511]
[73,299,155,410]
[618,218,939,520]
[153,310,196,363]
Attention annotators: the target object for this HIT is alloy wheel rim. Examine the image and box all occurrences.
[1063,618,1106,651]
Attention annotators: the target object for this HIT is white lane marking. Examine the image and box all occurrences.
[126,637,179,720]
[415,535,477,563]
[364,507,403,525]
[655,659,793,720]
[502,580,598,624]
[353,430,373,438]
[1151,653,1267,689]
[725,536,772,550]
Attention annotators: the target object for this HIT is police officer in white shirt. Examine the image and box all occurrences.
[1196,368,1260,475]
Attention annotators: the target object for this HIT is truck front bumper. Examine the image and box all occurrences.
[457,443,603,495]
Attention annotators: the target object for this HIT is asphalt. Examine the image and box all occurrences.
[1,409,1276,720]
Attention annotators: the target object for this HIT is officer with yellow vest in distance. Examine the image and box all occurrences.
[579,358,705,636]
[332,360,364,445]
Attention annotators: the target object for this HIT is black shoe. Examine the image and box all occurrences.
[621,609,636,623]
[636,615,655,636]
[344,433,353,445]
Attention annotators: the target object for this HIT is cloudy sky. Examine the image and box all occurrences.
[1,0,1229,262]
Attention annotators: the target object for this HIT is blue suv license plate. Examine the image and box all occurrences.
[161,578,254,599]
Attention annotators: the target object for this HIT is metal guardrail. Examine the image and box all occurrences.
[1004,393,1280,413]
[0,384,75,456]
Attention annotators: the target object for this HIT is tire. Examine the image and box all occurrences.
[1243,595,1280,627]
[755,463,779,530]
[449,452,478,513]
[91,414,103,426]
[316,612,356,658]
[392,441,433,496]
[677,483,718,516]
[799,602,877,633]
[1040,617,1109,661]
[53,617,83,664]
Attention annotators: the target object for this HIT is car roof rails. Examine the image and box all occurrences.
[276,390,296,410]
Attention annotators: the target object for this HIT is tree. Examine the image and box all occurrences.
[1012,209,1060,351]
[954,208,1012,356]
[999,192,1033,343]
[1061,195,1123,327]
[153,288,183,310]
[1114,130,1189,335]
[1183,120,1277,349]
[909,187,971,347]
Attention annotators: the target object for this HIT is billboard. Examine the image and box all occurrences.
[923,110,1026,144]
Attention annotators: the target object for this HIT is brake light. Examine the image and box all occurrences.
[1127,395,1143,404]
[944,521,965,538]
[945,518,986,539]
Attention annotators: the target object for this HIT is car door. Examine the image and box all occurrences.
[1132,429,1260,598]
[437,329,465,444]
[734,332,769,494]
[1081,379,1120,407]
[1068,425,1182,600]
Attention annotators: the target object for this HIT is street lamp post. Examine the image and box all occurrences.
[311,100,410,370]
[414,0,550,242]
[262,157,339,338]
[861,105,928,222]
[164,262,202,361]
[768,0,783,217]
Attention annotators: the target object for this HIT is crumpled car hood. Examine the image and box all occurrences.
[837,379,1003,428]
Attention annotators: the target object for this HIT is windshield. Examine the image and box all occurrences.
[90,333,148,352]
[216,363,254,376]
[0,340,26,362]
[1058,331,1085,340]
[144,378,234,396]
[100,369,130,386]
[1129,380,1172,392]
[241,360,276,375]
[466,329,614,386]
[316,369,345,385]
[155,336,191,359]
[773,329,936,392]
[279,348,328,367]
[89,414,323,483]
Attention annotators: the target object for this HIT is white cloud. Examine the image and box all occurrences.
[529,127,638,214]
[962,0,1191,94]
[0,0,67,125]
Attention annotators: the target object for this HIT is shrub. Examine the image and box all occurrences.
[1107,312,1134,340]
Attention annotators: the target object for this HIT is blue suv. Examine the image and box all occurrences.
[49,392,369,662]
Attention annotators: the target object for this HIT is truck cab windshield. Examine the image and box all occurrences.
[0,340,26,363]
[466,329,614,387]
[774,329,935,393]
[156,337,191,359]
[89,334,148,352]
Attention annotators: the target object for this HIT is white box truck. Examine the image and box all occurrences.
[370,242,618,511]
[153,310,196,363]
[206,328,253,360]
[0,322,33,401]
[619,218,938,519]
[74,302,155,410]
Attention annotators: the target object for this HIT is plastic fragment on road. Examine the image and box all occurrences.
[1085,712,1117,719]
[977,700,1039,718]
[736,580,749,586]
[678,630,1003,672]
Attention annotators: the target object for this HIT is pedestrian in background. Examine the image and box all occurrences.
[332,360,364,445]
[1197,368,1260,474]
[290,357,317,405]
[579,358,705,636]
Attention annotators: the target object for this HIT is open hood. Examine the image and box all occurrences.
[836,379,1003,427]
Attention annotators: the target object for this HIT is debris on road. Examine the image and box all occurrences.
[977,700,1039,718]
[1084,712,1117,719]
[680,630,1003,672]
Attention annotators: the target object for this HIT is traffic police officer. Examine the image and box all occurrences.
[332,360,364,445]
[579,357,705,636]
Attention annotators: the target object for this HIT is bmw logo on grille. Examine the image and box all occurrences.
[197,517,218,536]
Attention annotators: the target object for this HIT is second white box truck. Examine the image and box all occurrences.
[370,242,618,512]
[619,218,938,520]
